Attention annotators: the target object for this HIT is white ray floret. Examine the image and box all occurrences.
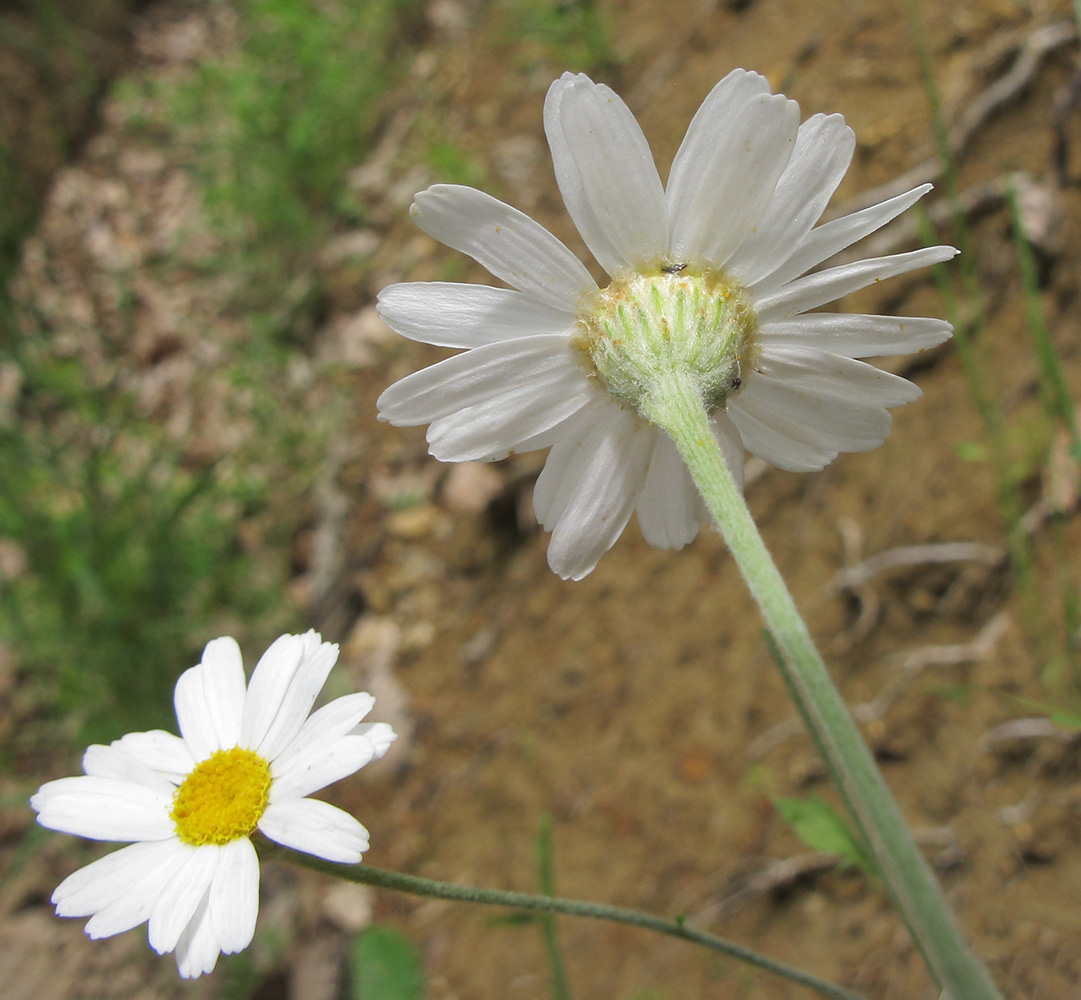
[377,70,955,580]
[31,632,396,979]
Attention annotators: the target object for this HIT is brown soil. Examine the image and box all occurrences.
[3,1,1081,999]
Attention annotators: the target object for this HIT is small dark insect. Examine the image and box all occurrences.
[661,262,688,274]
[731,377,742,390]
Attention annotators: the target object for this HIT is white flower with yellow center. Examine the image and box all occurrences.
[30,631,396,979]
[377,70,956,580]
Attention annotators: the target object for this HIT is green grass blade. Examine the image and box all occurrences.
[1006,180,1080,453]
[537,816,575,1000]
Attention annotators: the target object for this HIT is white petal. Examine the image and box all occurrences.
[54,840,184,932]
[272,694,390,780]
[174,893,219,979]
[543,407,656,580]
[109,730,195,783]
[258,798,370,863]
[635,431,705,550]
[270,733,381,801]
[666,69,770,235]
[198,636,247,749]
[171,640,245,761]
[735,377,893,453]
[208,837,259,955]
[761,313,953,358]
[727,113,855,286]
[727,403,839,472]
[244,633,339,762]
[297,629,325,660]
[544,72,667,276]
[425,362,595,462]
[750,184,934,296]
[754,246,958,323]
[238,634,303,752]
[287,692,375,752]
[32,775,174,842]
[352,722,397,760]
[53,841,160,916]
[668,76,800,267]
[377,334,578,429]
[755,344,923,407]
[376,282,574,349]
[81,744,176,794]
[148,843,218,955]
[411,185,597,311]
[261,633,340,760]
[83,852,188,940]
[531,397,618,529]
[173,665,221,762]
[489,390,603,456]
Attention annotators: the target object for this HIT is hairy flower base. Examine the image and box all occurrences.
[572,266,758,415]
[171,747,271,846]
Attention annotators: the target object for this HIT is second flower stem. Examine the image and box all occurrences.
[644,373,1002,1000]
[265,845,868,1000]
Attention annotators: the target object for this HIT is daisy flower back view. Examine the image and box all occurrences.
[31,631,396,978]
[377,70,956,580]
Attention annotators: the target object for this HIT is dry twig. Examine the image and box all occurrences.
[693,853,839,925]
[748,612,1011,760]
[982,717,1079,751]
[838,20,1078,216]
[831,540,1004,592]
[829,519,1003,652]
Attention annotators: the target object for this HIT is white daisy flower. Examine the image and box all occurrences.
[30,631,396,979]
[377,70,956,580]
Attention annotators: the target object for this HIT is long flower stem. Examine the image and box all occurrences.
[644,373,1002,1000]
[263,844,868,1000]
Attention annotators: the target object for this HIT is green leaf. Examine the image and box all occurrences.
[773,792,873,873]
[348,925,425,1000]
[1050,711,1081,731]
[1010,695,1081,732]
[954,440,989,462]
[924,682,971,704]
[487,912,539,927]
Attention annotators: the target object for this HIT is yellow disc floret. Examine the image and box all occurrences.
[572,263,759,418]
[171,747,272,846]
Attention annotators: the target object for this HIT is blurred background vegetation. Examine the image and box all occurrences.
[0,0,625,747]
[0,4,619,992]
[0,0,432,743]
[1,0,1078,771]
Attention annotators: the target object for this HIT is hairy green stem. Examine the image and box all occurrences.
[642,373,1002,1000]
[262,844,868,1000]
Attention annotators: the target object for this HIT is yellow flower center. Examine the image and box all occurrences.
[572,264,759,416]
[171,746,272,846]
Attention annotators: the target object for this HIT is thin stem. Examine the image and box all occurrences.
[261,844,869,1000]
[643,373,1002,1000]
